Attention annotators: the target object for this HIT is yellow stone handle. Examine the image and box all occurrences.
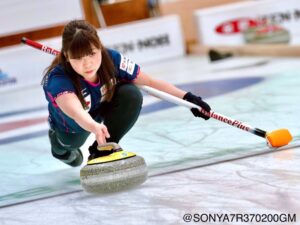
[97,142,122,152]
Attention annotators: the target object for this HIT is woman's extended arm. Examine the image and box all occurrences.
[133,70,211,120]
[55,93,110,144]
[133,71,187,98]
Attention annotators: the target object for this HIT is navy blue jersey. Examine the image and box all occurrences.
[43,49,140,133]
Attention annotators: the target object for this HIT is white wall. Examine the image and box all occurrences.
[0,0,84,36]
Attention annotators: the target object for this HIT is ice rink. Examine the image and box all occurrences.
[0,54,299,225]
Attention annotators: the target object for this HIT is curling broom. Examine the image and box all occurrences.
[21,37,293,149]
[139,85,292,148]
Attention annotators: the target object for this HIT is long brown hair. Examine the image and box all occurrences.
[44,20,116,107]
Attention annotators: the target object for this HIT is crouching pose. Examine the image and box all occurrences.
[44,20,211,167]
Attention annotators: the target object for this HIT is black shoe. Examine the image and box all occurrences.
[208,49,233,62]
[51,149,83,167]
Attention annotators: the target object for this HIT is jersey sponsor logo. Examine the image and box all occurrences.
[82,88,91,111]
[127,60,135,75]
[84,96,91,111]
[119,54,135,75]
[120,54,128,72]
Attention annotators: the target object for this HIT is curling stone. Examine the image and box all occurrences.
[80,142,148,194]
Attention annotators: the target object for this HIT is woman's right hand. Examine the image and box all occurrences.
[55,93,110,145]
[93,123,110,145]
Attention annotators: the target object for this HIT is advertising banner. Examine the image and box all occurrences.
[194,0,300,45]
[0,15,185,92]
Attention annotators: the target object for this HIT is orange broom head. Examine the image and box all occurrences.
[266,129,293,147]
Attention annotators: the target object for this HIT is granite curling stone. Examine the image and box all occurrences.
[80,143,148,194]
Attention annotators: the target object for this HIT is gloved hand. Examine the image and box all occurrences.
[183,92,211,120]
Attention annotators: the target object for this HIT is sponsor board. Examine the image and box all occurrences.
[194,0,300,45]
[0,69,17,89]
[0,15,185,92]
[0,44,56,93]
[99,15,185,64]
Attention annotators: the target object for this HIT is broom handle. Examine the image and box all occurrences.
[139,85,266,138]
[21,37,267,139]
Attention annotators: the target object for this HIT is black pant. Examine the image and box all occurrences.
[50,83,143,156]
